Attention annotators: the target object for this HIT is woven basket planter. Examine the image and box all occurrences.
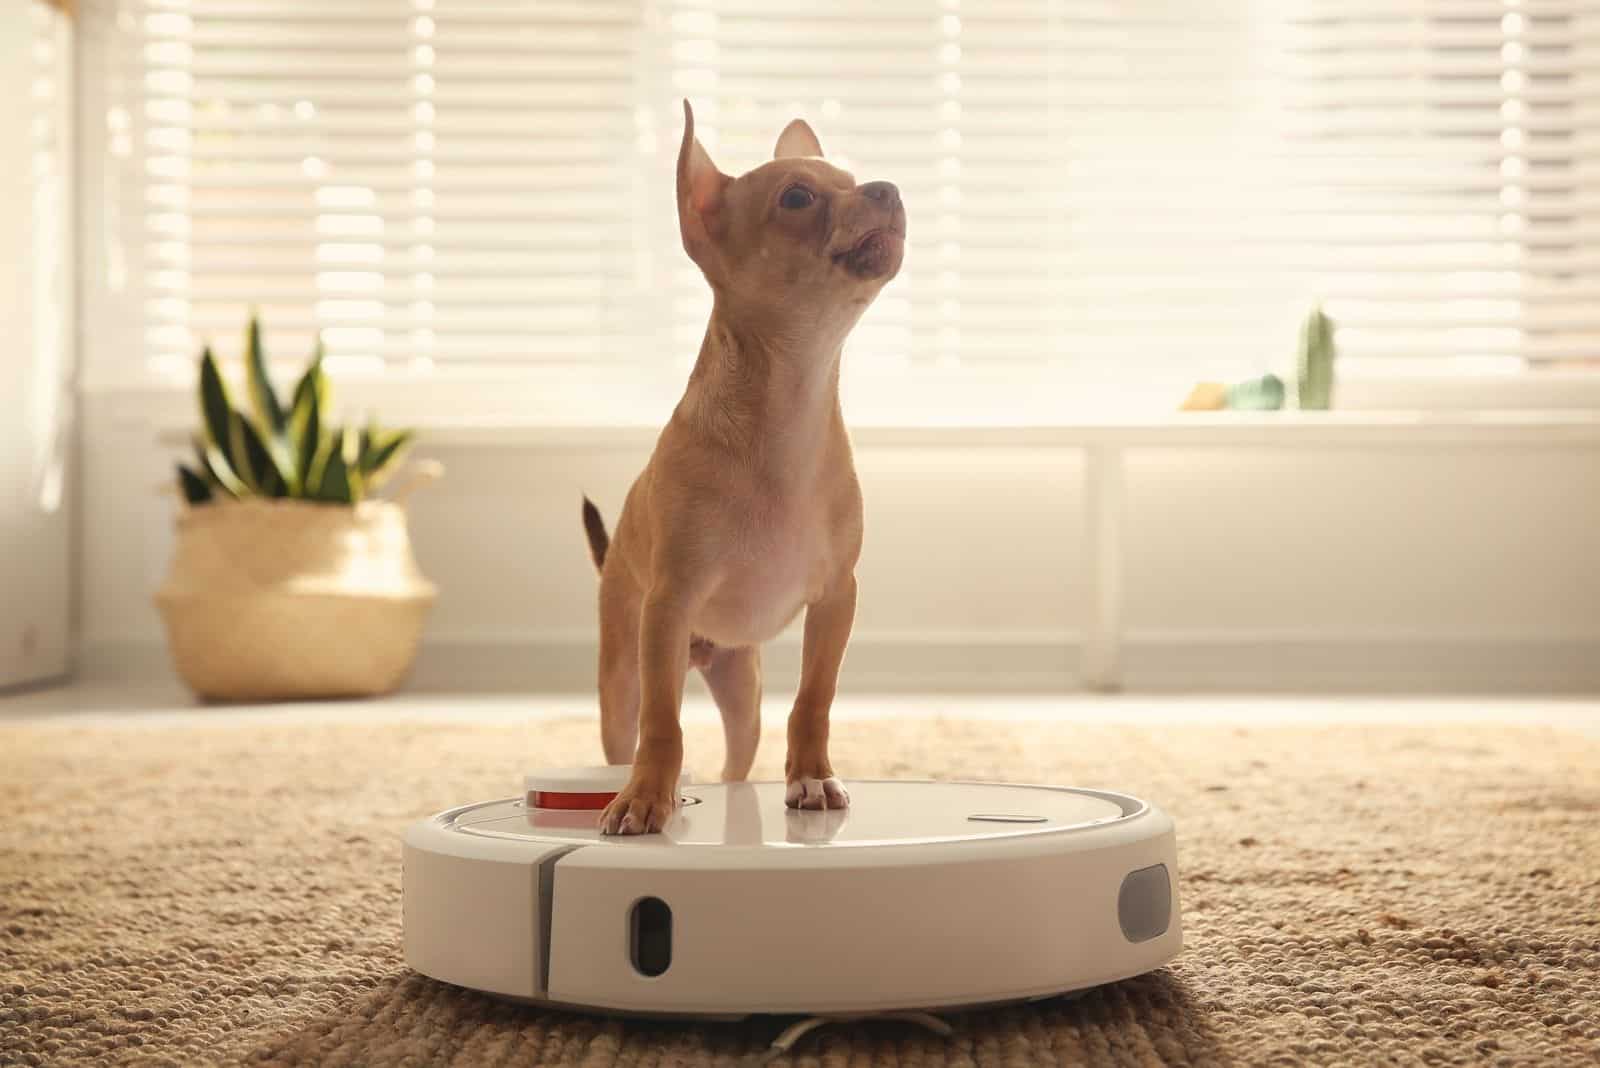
[155,497,436,701]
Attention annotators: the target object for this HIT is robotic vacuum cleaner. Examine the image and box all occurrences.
[402,771,1182,1018]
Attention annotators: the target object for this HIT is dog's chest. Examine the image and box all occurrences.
[698,508,829,644]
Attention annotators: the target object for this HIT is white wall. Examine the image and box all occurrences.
[79,390,1600,694]
[0,0,73,690]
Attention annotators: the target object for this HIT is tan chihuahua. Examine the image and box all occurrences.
[580,100,905,835]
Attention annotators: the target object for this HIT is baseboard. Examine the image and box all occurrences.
[69,635,1080,696]
[1123,635,1600,694]
[76,634,1600,696]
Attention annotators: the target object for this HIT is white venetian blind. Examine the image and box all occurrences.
[942,1,1304,383]
[669,0,1600,384]
[95,0,1600,382]
[1281,1,1600,374]
[104,0,647,372]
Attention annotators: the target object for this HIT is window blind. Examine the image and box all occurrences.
[1281,0,1600,375]
[94,0,1599,383]
[106,0,646,373]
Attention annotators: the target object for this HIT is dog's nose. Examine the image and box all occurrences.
[860,180,900,208]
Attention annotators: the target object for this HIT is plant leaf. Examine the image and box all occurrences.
[342,426,365,503]
[314,356,331,415]
[193,435,245,498]
[288,375,321,488]
[289,343,331,427]
[230,408,290,497]
[176,464,212,504]
[360,428,406,470]
[312,426,361,503]
[271,434,301,497]
[290,360,316,422]
[226,411,258,494]
[244,314,286,437]
[360,429,413,480]
[198,346,234,455]
[305,422,337,496]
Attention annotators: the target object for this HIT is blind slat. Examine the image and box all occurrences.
[97,0,1600,378]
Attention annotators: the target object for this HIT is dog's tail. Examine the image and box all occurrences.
[581,495,609,571]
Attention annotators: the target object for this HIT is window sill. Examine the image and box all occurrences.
[139,407,1600,452]
[390,410,1600,449]
[84,365,1600,448]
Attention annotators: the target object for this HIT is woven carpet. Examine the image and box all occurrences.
[3,714,1598,1067]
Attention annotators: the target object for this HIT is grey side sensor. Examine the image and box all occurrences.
[1117,863,1172,943]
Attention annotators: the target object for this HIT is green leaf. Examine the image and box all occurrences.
[288,377,321,488]
[230,408,291,497]
[360,429,413,486]
[226,411,259,494]
[305,423,337,497]
[341,426,365,503]
[311,426,362,503]
[314,359,331,416]
[197,346,234,455]
[270,434,301,497]
[176,464,212,504]
[244,314,286,437]
[290,361,316,423]
[291,336,331,414]
[318,450,353,503]
[193,435,245,498]
[289,343,330,413]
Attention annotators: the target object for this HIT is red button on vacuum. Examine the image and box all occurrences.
[529,789,616,810]
[523,766,688,812]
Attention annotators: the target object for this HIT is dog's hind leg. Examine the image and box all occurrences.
[597,565,642,764]
[702,645,762,782]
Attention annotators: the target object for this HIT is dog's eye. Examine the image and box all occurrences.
[779,185,815,210]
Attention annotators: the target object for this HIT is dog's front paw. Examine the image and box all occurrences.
[599,777,678,836]
[785,776,850,811]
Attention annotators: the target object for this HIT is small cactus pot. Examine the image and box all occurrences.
[154,497,436,701]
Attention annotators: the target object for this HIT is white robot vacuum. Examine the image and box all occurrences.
[402,769,1182,1018]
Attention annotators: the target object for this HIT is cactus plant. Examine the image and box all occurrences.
[174,315,413,506]
[1296,303,1336,410]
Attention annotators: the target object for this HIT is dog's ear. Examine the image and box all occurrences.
[774,118,824,160]
[677,100,730,259]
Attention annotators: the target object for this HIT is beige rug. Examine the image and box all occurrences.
[3,715,1598,1067]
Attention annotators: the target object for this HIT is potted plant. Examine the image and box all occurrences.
[155,316,438,700]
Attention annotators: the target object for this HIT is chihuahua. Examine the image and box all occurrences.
[580,100,906,835]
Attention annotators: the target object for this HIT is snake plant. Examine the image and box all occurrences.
[175,315,413,505]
